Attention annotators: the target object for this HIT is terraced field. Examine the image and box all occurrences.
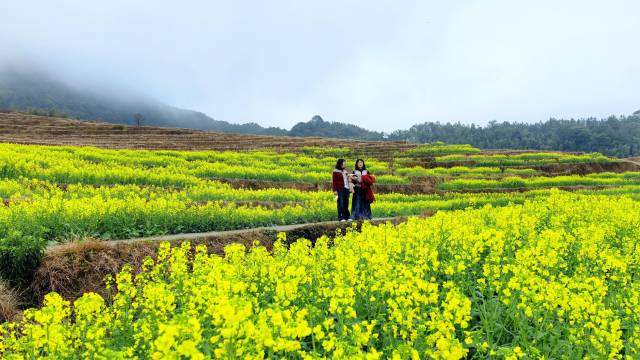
[1,113,639,358]
[0,112,418,156]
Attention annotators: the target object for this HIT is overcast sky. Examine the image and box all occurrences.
[1,0,638,131]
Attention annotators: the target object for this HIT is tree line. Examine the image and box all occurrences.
[388,112,640,157]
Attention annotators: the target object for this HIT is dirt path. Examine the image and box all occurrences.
[34,216,415,304]
[622,158,640,167]
[46,217,403,252]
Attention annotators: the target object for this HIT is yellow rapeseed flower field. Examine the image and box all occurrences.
[1,192,638,359]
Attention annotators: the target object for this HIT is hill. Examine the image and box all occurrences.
[2,65,640,155]
[0,66,287,135]
[389,114,640,157]
[289,115,384,141]
[0,67,386,140]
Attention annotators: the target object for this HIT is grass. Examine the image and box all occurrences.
[0,279,20,323]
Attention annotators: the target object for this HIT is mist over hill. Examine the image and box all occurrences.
[0,65,288,135]
[1,65,639,156]
[0,66,387,140]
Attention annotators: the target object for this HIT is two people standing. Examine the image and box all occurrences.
[332,158,376,221]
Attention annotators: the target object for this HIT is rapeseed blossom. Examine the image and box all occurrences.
[1,193,639,358]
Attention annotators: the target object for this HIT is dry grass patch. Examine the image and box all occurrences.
[0,279,20,323]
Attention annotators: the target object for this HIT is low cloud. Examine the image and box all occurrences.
[1,0,639,131]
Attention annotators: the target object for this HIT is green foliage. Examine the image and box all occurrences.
[289,115,384,140]
[389,114,640,157]
[0,231,45,286]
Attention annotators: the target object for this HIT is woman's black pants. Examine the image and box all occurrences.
[336,188,351,220]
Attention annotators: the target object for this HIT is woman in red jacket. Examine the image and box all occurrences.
[351,159,375,220]
[332,158,351,221]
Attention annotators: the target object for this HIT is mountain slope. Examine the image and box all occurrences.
[0,66,287,135]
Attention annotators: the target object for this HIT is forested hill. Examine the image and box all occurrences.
[388,113,640,157]
[284,113,640,157]
[1,66,639,156]
[289,115,384,140]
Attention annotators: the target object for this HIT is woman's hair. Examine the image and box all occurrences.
[355,159,367,171]
[335,158,346,170]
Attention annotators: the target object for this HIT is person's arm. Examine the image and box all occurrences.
[332,172,340,194]
[362,174,376,186]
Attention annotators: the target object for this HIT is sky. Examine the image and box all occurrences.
[1,0,639,131]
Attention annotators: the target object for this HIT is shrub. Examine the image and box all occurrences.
[0,232,46,286]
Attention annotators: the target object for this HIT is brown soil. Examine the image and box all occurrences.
[396,160,639,175]
[529,161,640,175]
[189,200,304,209]
[216,178,325,192]
[217,178,439,195]
[29,217,415,306]
[438,185,624,194]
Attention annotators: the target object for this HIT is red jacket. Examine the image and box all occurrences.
[332,170,347,192]
[361,174,376,203]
